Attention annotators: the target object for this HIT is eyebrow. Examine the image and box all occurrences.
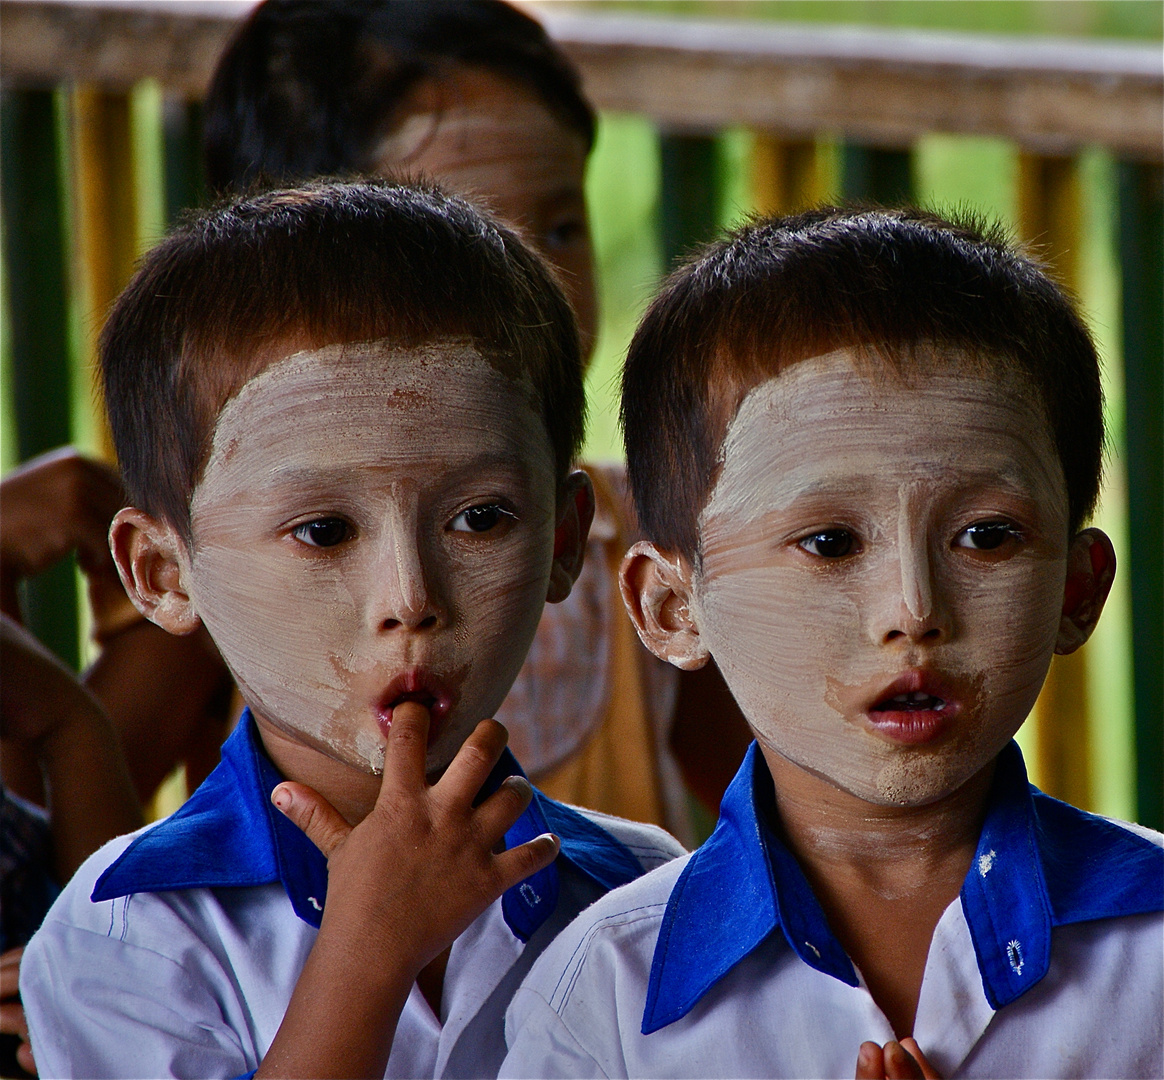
[709,458,1057,526]
[256,453,536,494]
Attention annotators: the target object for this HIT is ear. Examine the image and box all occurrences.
[619,540,708,670]
[546,470,595,604]
[108,507,201,636]
[1055,527,1116,655]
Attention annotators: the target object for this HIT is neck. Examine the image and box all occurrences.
[758,745,995,1037]
[760,745,993,892]
[253,712,381,826]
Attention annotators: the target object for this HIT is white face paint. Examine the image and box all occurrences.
[183,341,559,775]
[372,67,596,352]
[693,349,1070,807]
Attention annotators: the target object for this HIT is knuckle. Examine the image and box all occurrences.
[457,741,490,769]
[390,722,425,748]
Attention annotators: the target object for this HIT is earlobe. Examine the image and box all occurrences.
[619,541,709,670]
[546,470,595,604]
[109,507,202,636]
[1055,527,1116,655]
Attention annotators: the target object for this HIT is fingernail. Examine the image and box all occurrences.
[271,786,292,813]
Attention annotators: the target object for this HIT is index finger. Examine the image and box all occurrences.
[377,699,432,796]
[883,1041,927,1080]
[899,1038,941,1080]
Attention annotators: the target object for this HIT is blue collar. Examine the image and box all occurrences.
[93,711,645,942]
[643,740,1163,1034]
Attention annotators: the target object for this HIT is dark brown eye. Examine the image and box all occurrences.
[799,530,854,558]
[450,504,515,533]
[957,522,1018,551]
[544,218,586,250]
[292,518,350,547]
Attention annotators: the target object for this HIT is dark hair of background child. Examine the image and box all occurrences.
[202,0,596,193]
[100,180,584,542]
[621,206,1105,561]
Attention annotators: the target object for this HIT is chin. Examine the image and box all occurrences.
[866,748,992,807]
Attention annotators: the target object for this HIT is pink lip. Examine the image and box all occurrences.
[376,669,456,746]
[863,670,960,746]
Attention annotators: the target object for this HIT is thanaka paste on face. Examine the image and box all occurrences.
[181,340,559,775]
[691,349,1071,807]
[372,67,597,351]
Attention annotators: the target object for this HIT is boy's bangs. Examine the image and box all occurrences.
[623,206,1104,560]
[102,181,584,542]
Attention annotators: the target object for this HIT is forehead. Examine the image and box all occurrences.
[373,67,587,198]
[194,339,545,495]
[702,349,1065,527]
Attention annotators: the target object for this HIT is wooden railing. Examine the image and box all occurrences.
[2,0,1161,827]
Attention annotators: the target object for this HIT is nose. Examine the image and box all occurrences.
[871,492,952,646]
[371,491,445,633]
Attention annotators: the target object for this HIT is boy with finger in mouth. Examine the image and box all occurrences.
[19,181,683,1079]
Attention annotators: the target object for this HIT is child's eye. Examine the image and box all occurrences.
[955,521,1021,551]
[449,504,516,533]
[291,517,352,548]
[543,217,587,251]
[798,529,856,558]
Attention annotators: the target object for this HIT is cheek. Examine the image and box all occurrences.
[450,533,552,654]
[953,558,1064,702]
[697,564,857,714]
[189,542,361,723]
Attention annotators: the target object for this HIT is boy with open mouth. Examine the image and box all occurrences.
[18,180,683,1079]
[501,208,1163,1079]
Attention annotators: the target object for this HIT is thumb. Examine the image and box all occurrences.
[272,782,352,860]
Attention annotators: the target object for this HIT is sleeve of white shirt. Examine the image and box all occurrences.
[19,834,257,1080]
[22,921,250,1079]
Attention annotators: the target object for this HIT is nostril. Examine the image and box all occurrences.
[885,629,904,641]
[380,614,438,631]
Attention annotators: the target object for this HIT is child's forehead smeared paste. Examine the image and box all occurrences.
[690,347,1071,807]
[181,338,559,775]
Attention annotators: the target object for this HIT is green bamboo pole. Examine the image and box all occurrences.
[1118,161,1163,830]
[659,133,722,269]
[0,89,79,669]
[841,145,913,205]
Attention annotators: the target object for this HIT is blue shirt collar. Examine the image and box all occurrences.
[643,740,1163,1035]
[93,710,645,941]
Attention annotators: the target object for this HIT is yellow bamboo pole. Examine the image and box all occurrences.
[751,134,822,215]
[70,87,139,464]
[1017,151,1093,811]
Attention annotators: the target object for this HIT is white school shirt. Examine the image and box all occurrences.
[21,711,684,1080]
[502,741,1164,1080]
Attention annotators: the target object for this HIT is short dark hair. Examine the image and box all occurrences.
[622,206,1104,560]
[203,0,595,193]
[101,180,584,541]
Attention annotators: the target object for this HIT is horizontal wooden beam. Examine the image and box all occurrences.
[2,0,1160,159]
[539,9,1163,159]
[0,0,251,97]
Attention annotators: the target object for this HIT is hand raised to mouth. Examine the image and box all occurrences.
[257,702,559,1079]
